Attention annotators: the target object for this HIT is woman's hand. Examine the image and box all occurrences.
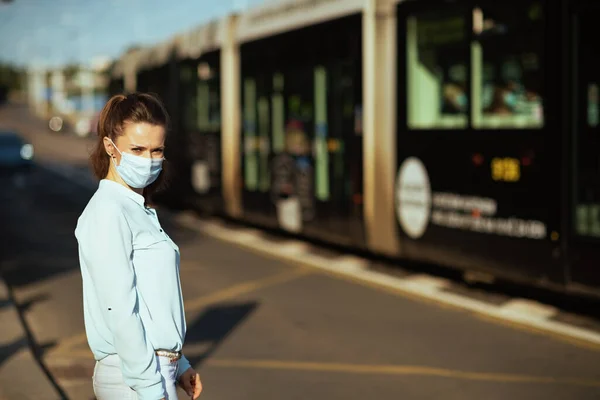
[178,367,202,399]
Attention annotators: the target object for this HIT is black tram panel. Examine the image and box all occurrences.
[394,0,566,287]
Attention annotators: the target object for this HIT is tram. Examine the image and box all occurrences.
[107,0,600,297]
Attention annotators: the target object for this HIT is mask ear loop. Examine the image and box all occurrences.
[107,138,122,157]
[106,137,122,167]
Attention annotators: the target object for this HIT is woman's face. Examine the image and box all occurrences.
[104,122,166,164]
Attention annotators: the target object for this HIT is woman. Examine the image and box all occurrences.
[75,93,202,399]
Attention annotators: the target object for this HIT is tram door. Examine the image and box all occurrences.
[570,0,600,291]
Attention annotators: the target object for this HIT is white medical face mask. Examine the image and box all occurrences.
[108,138,163,189]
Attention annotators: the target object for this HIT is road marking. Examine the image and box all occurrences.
[185,268,311,314]
[50,351,600,389]
[207,358,600,387]
[48,350,94,361]
[174,213,600,351]
[46,333,89,358]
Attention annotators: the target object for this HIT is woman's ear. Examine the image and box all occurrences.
[103,137,114,158]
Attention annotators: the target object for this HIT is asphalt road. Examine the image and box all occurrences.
[1,104,600,399]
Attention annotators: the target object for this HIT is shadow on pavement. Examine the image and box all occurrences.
[16,293,51,314]
[0,337,29,368]
[0,313,57,371]
[0,298,11,311]
[184,302,259,368]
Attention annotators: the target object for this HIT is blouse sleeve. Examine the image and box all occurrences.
[80,203,165,400]
[176,354,192,380]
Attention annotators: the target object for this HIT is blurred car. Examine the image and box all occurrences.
[0,130,34,173]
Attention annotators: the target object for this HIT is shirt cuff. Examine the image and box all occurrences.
[135,380,166,400]
[176,354,192,380]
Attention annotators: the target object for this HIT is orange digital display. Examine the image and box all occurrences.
[491,157,521,182]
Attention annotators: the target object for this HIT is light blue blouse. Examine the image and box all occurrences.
[75,179,191,399]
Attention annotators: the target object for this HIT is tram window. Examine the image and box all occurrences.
[587,83,599,127]
[314,66,330,201]
[197,82,209,130]
[406,10,468,129]
[243,78,258,191]
[574,9,600,239]
[243,73,272,193]
[196,61,221,131]
[576,205,600,237]
[284,67,316,219]
[272,73,285,154]
[471,2,544,129]
[180,66,196,131]
[330,60,356,203]
[284,69,313,157]
[354,105,363,135]
[257,95,270,192]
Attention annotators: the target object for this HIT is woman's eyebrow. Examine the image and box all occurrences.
[129,144,164,151]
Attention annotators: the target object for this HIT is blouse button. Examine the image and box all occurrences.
[159,229,163,232]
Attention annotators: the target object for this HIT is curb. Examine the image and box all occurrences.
[173,213,600,350]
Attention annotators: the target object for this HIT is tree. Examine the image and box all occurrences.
[0,64,26,91]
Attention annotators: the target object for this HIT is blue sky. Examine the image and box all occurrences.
[0,0,265,68]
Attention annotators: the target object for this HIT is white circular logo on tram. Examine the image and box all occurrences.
[395,157,432,239]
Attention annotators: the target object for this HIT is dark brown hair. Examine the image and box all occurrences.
[89,92,171,203]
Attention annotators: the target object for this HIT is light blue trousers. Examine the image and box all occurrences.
[92,354,179,399]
